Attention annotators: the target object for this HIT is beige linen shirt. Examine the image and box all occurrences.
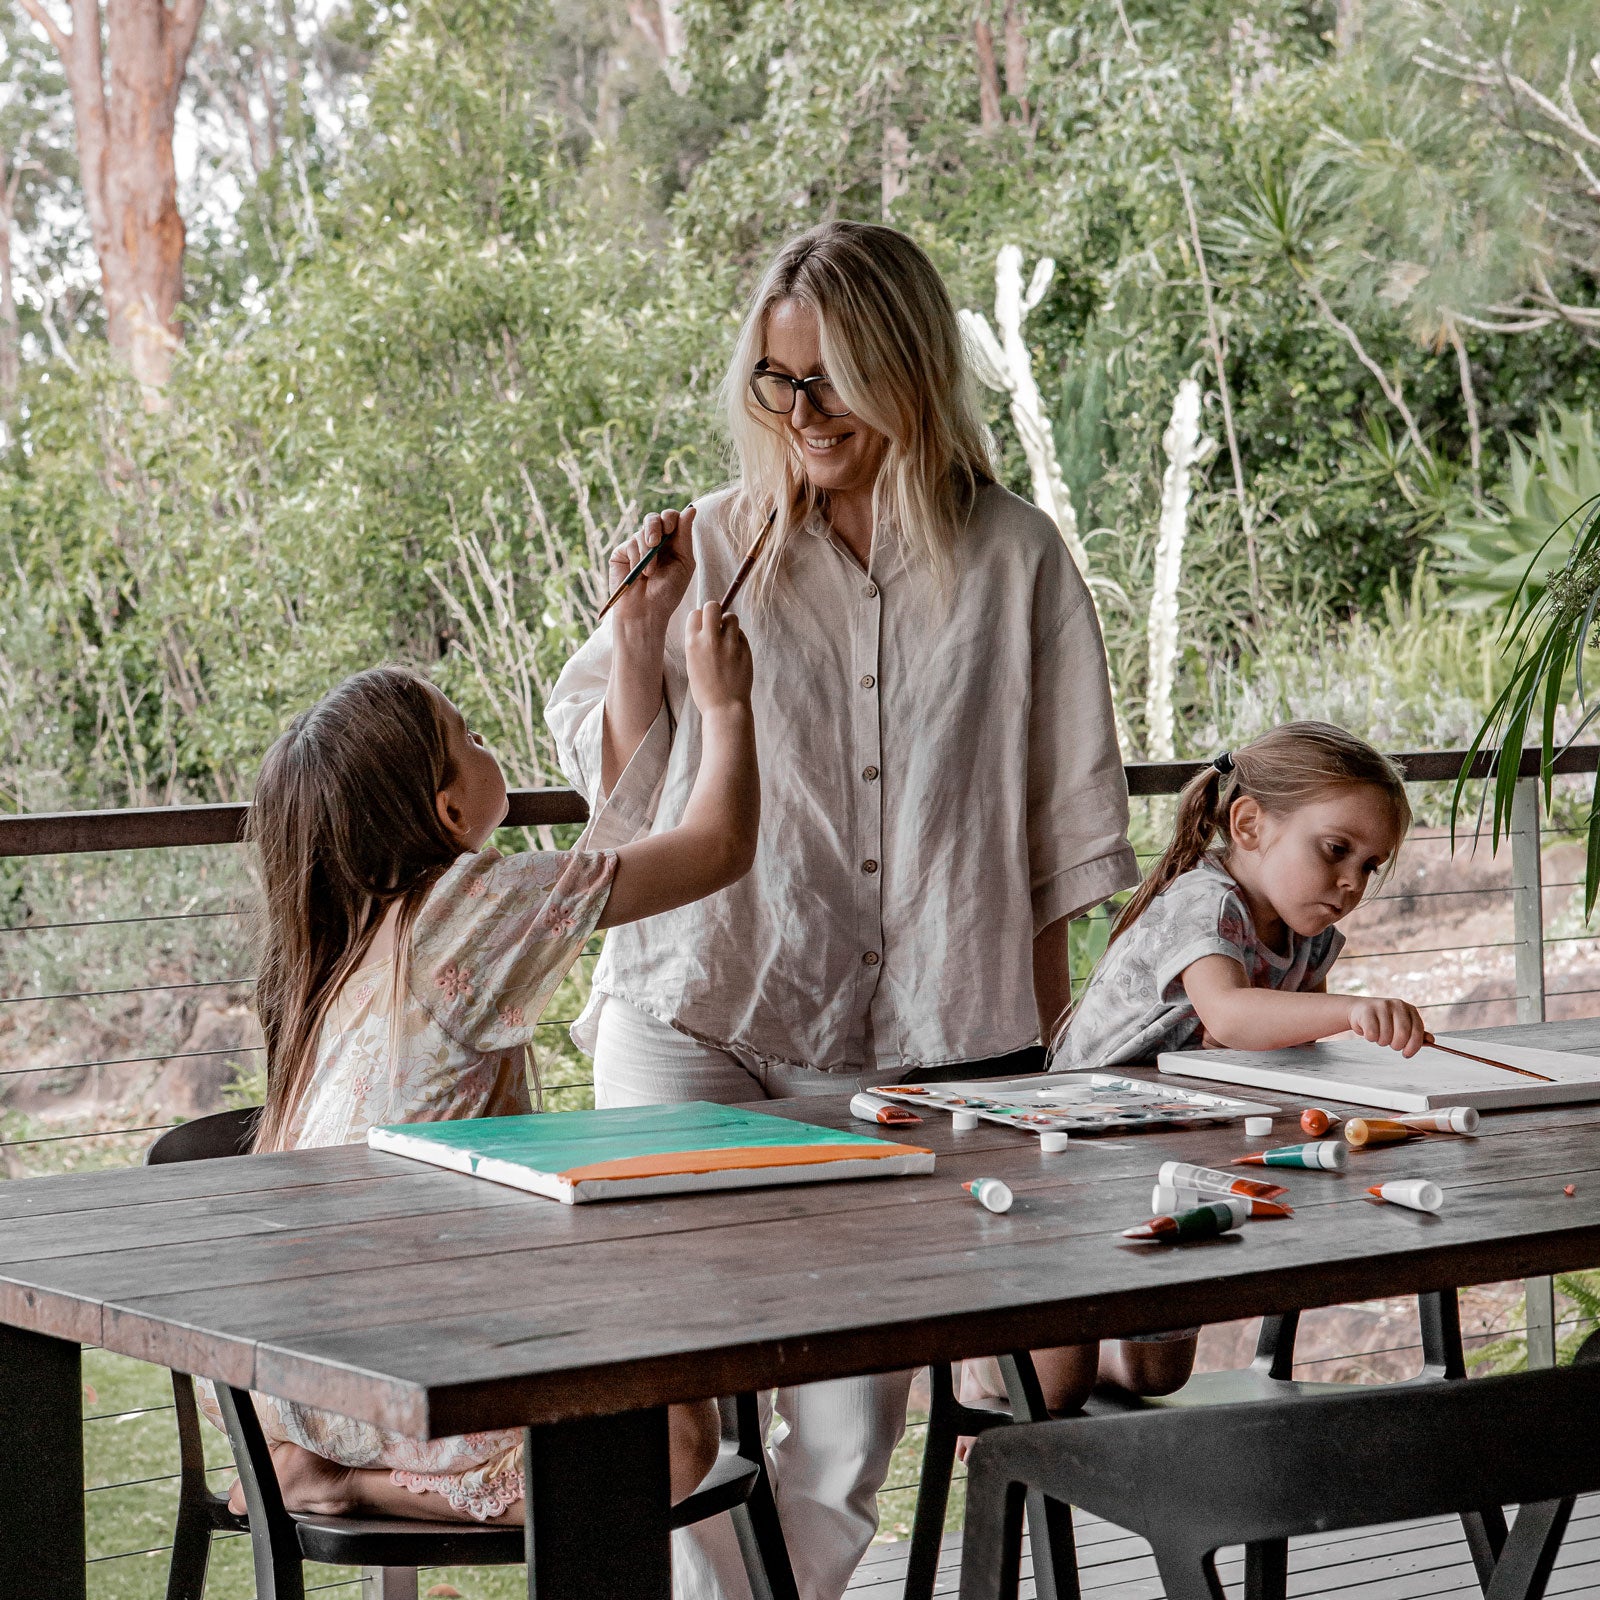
[545,481,1138,1074]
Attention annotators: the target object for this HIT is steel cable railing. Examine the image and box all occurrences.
[3,752,1597,1592]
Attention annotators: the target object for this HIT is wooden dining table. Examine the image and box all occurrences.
[7,1015,1600,1597]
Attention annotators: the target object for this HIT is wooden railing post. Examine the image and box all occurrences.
[1510,775,1547,1027]
[1510,774,1558,1368]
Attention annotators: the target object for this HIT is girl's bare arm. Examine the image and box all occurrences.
[599,604,759,927]
[1181,954,1427,1056]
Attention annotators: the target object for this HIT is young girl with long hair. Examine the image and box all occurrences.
[966,721,1425,1418]
[231,602,757,1527]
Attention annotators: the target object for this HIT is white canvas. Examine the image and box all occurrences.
[1157,1035,1600,1112]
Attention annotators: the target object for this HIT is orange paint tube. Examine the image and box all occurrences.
[1343,1118,1417,1149]
[1301,1107,1340,1136]
[1396,1107,1479,1136]
[1156,1159,1288,1202]
[1153,1183,1293,1220]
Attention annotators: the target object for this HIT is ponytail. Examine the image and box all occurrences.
[1109,760,1234,945]
[1108,722,1411,947]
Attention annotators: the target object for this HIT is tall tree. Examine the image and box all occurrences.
[14,0,204,386]
[0,8,77,401]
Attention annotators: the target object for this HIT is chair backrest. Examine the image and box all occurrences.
[145,1106,260,1166]
[972,1356,1600,1556]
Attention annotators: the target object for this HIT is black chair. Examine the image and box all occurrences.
[958,1338,1600,1600]
[149,1108,798,1600]
[906,1290,1503,1600]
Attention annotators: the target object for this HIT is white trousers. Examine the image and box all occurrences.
[593,995,915,1600]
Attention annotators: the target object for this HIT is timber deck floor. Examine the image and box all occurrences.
[849,1495,1600,1598]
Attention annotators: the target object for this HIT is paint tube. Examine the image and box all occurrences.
[1152,1183,1293,1220]
[850,1091,922,1127]
[1231,1141,1347,1171]
[1396,1107,1479,1136]
[1343,1118,1418,1149]
[1123,1197,1250,1242]
[1367,1179,1443,1214]
[963,1178,1013,1213]
[1301,1107,1341,1136]
[1156,1159,1288,1202]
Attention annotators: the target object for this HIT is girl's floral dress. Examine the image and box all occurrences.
[215,844,614,1521]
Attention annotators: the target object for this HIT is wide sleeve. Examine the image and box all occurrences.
[409,847,616,1053]
[1026,556,1141,932]
[1151,878,1254,998]
[544,613,689,851]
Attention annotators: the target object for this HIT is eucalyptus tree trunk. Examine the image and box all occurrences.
[18,0,204,389]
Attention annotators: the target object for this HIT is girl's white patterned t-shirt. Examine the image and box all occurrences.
[1051,857,1343,1070]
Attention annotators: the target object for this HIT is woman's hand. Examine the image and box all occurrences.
[1347,996,1428,1058]
[600,600,759,928]
[685,602,753,717]
[606,506,697,636]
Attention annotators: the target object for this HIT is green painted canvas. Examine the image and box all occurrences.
[368,1101,935,1204]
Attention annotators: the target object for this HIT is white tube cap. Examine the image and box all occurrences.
[1244,1116,1274,1137]
[1370,1178,1444,1213]
[1039,1131,1070,1153]
[951,1110,980,1132]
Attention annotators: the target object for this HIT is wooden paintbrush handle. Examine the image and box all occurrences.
[1424,1036,1555,1084]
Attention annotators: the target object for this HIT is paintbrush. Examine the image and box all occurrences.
[594,511,689,625]
[1423,1034,1555,1084]
[719,510,778,610]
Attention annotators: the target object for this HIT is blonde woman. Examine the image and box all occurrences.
[546,221,1137,1600]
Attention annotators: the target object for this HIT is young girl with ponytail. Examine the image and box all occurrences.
[964,721,1424,1419]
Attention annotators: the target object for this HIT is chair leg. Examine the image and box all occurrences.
[1484,1497,1575,1600]
[166,1375,217,1600]
[904,1366,962,1600]
[361,1572,419,1600]
[1419,1289,1468,1381]
[956,1461,1027,1600]
[213,1384,307,1600]
[726,1393,798,1600]
[1151,1547,1230,1600]
[1251,1314,1300,1380]
[996,1357,1080,1600]
[1243,1538,1289,1600]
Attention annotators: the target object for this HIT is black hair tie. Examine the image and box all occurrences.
[1211,751,1235,775]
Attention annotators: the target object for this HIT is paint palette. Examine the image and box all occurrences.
[877,1074,1278,1140]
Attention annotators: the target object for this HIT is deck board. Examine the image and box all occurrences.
[849,1496,1600,1597]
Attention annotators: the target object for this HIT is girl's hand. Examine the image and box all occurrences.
[1348,996,1427,1058]
[685,602,753,716]
[606,506,697,634]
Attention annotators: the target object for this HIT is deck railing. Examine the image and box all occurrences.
[4,745,1598,1593]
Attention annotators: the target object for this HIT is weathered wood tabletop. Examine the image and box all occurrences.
[6,1015,1600,1598]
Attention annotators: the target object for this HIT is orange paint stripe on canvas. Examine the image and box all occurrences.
[561,1144,930,1182]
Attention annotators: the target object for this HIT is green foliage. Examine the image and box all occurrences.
[1434,408,1600,611]
[1453,486,1600,912]
[1470,1272,1600,1376]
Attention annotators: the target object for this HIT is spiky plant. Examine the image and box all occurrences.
[1453,482,1600,911]
[1433,408,1600,611]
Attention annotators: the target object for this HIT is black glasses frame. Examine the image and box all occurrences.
[749,365,852,419]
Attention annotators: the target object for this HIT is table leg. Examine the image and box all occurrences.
[0,1325,84,1599]
[525,1407,671,1600]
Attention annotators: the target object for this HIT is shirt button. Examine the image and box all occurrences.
[863,859,878,874]
[863,951,880,967]
[860,674,875,689]
[865,583,878,599]
[862,765,879,781]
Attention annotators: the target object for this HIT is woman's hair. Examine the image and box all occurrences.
[722,221,993,603]
[1110,721,1412,945]
[248,667,464,1152]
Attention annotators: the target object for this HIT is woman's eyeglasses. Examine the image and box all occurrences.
[750,364,851,418]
